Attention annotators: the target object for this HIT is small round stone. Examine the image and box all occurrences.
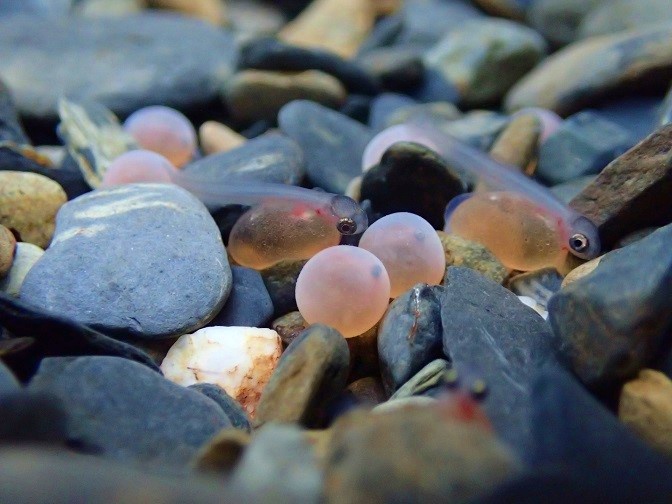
[512,107,563,145]
[101,150,174,187]
[295,245,391,337]
[123,106,197,168]
[0,224,16,278]
[359,213,446,298]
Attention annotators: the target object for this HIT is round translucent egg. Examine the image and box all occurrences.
[101,149,174,187]
[295,245,391,337]
[359,212,446,297]
[123,106,197,168]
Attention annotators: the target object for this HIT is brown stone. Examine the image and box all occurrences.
[561,255,603,288]
[198,121,245,155]
[0,171,67,248]
[194,428,251,474]
[505,23,672,116]
[279,0,376,58]
[223,69,346,122]
[346,376,387,405]
[619,369,672,458]
[437,231,508,284]
[272,311,309,348]
[0,224,15,278]
[569,124,672,249]
[489,113,541,172]
[472,0,525,20]
[147,0,226,25]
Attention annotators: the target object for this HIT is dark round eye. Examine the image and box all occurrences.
[337,217,357,235]
[569,233,589,253]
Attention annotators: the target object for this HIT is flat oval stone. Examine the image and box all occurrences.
[0,13,237,123]
[20,184,231,340]
[279,100,374,193]
[505,23,672,115]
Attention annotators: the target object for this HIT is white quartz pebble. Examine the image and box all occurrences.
[160,326,282,418]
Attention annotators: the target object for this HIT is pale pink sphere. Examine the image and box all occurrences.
[102,150,175,188]
[359,212,446,298]
[295,245,391,337]
[362,124,440,172]
[123,106,197,168]
[513,107,563,145]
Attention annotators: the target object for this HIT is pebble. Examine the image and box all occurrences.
[279,100,373,193]
[195,428,250,474]
[186,132,304,188]
[226,0,286,38]
[20,184,231,339]
[0,360,19,393]
[526,0,604,47]
[619,369,672,458]
[368,92,419,129]
[388,358,452,400]
[208,266,274,328]
[424,19,547,107]
[254,324,349,428]
[223,70,346,123]
[278,0,375,58]
[384,100,462,129]
[472,0,527,20]
[260,259,306,316]
[240,37,379,96]
[146,0,226,25]
[271,311,308,347]
[0,171,67,248]
[578,0,672,39]
[569,124,672,249]
[549,175,597,204]
[356,47,424,93]
[0,242,43,297]
[360,142,466,229]
[161,326,282,418]
[0,80,29,144]
[198,121,246,155]
[549,223,672,387]
[0,224,15,277]
[0,13,237,126]
[377,284,443,393]
[505,23,672,115]
[346,376,387,406]
[28,356,231,469]
[323,406,521,504]
[437,231,508,285]
[396,0,483,47]
[508,268,563,311]
[188,383,252,433]
[0,390,68,444]
[489,113,541,172]
[442,267,556,449]
[537,111,635,185]
[560,256,602,288]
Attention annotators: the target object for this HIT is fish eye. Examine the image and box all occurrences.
[337,217,357,235]
[569,233,589,253]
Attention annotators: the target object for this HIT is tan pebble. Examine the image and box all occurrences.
[619,369,672,458]
[160,326,282,418]
[199,121,246,155]
[0,224,16,278]
[0,242,43,296]
[224,69,346,122]
[345,176,362,201]
[0,171,67,248]
[195,428,251,474]
[489,114,541,173]
[147,0,226,25]
[34,146,67,167]
[437,231,508,284]
[279,0,376,58]
[561,255,602,288]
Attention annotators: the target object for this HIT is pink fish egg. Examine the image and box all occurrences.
[295,245,391,337]
[359,212,445,298]
[123,106,197,168]
[101,150,175,188]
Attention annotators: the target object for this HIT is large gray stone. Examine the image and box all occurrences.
[20,184,231,340]
[0,13,238,123]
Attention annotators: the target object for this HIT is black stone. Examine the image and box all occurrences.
[0,391,68,444]
[189,383,251,433]
[378,284,444,393]
[28,356,231,469]
[279,100,374,193]
[357,47,425,93]
[208,266,274,328]
[239,37,380,96]
[360,142,466,229]
[441,267,556,449]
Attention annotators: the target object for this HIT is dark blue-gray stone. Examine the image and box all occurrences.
[594,96,661,141]
[0,360,19,393]
[0,80,29,144]
[0,0,71,16]
[185,132,304,186]
[378,284,443,393]
[0,391,68,444]
[549,175,596,204]
[356,46,424,94]
[409,67,461,104]
[548,223,672,387]
[368,93,418,130]
[189,383,251,433]
[396,0,483,47]
[239,37,379,96]
[20,184,231,340]
[279,100,374,193]
[0,13,238,122]
[537,111,635,185]
[208,266,273,328]
[356,14,404,55]
[526,0,604,47]
[522,366,672,501]
[28,356,231,469]
[441,267,556,449]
